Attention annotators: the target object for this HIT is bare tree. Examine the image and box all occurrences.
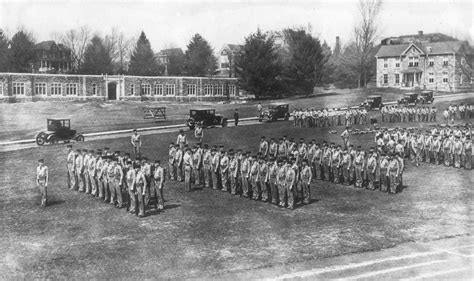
[353,0,382,88]
[103,28,134,74]
[57,26,92,73]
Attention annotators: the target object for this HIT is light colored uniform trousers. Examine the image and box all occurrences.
[380,169,388,192]
[286,180,295,209]
[84,170,91,193]
[89,173,97,195]
[300,180,310,203]
[269,177,278,204]
[127,179,136,213]
[168,161,175,180]
[242,176,249,197]
[184,166,192,192]
[389,170,399,193]
[38,178,47,207]
[154,179,164,209]
[251,175,259,200]
[260,179,269,201]
[230,175,237,194]
[77,170,85,192]
[136,183,145,216]
[278,182,286,207]
[100,178,107,200]
[212,170,219,190]
[203,166,211,188]
[69,168,76,190]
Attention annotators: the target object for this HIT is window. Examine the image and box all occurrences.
[92,83,99,96]
[414,57,419,67]
[154,84,164,96]
[141,84,151,96]
[428,72,434,83]
[443,57,449,66]
[35,82,47,95]
[408,56,418,67]
[187,84,197,96]
[383,59,388,68]
[165,84,175,96]
[408,57,413,67]
[12,82,25,95]
[203,84,212,96]
[429,58,434,67]
[228,85,236,96]
[395,74,400,84]
[383,74,388,84]
[130,84,135,96]
[0,83,3,96]
[65,83,77,95]
[395,58,400,68]
[442,71,448,83]
[50,83,62,95]
[213,84,224,96]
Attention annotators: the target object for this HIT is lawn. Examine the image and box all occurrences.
[0,120,472,279]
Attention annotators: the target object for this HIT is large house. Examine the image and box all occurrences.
[375,31,473,92]
[33,41,73,74]
[216,44,242,78]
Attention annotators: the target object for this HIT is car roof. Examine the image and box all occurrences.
[367,95,381,98]
[405,93,417,96]
[269,102,288,106]
[47,118,70,121]
[190,108,215,111]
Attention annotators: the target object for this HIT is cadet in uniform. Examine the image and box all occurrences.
[250,155,260,200]
[202,144,212,188]
[192,146,202,186]
[268,138,278,159]
[183,148,193,192]
[464,136,472,170]
[88,150,97,196]
[341,148,352,185]
[387,153,400,194]
[67,145,76,189]
[220,150,230,192]
[131,129,142,158]
[75,149,85,192]
[211,148,220,190]
[135,163,147,217]
[176,129,187,150]
[331,145,342,183]
[268,157,278,204]
[259,136,269,158]
[443,136,452,166]
[354,147,364,187]
[83,149,91,194]
[276,159,287,207]
[36,159,49,207]
[174,147,184,182]
[194,122,204,143]
[379,153,389,192]
[240,152,250,197]
[300,159,312,204]
[312,143,322,180]
[259,157,269,202]
[285,159,297,209]
[366,149,377,190]
[153,160,165,211]
[341,127,350,150]
[321,143,331,181]
[100,155,110,201]
[66,145,73,189]
[125,160,137,214]
[229,151,239,195]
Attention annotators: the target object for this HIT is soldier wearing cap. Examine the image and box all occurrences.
[66,144,74,189]
[95,152,104,198]
[194,122,204,143]
[211,147,220,190]
[125,160,137,214]
[259,136,269,158]
[220,150,230,192]
[192,145,202,186]
[321,142,331,181]
[36,159,49,207]
[285,158,297,209]
[174,146,184,182]
[387,153,400,193]
[259,156,269,202]
[229,151,239,195]
[177,129,187,150]
[153,160,165,210]
[354,147,365,188]
[83,149,91,193]
[240,151,251,197]
[167,143,176,181]
[88,149,97,196]
[341,127,350,150]
[312,143,322,180]
[268,138,277,159]
[183,147,194,192]
[249,155,260,200]
[331,145,342,183]
[379,152,389,192]
[366,148,377,190]
[106,155,115,203]
[431,135,442,165]
[100,155,111,201]
[463,135,472,169]
[300,159,312,204]
[276,159,287,207]
[131,129,142,158]
[75,149,85,192]
[135,162,147,217]
[341,148,352,185]
[453,135,463,168]
[267,157,278,204]
[442,135,453,166]
[202,144,212,188]
[142,157,152,206]
[277,138,287,158]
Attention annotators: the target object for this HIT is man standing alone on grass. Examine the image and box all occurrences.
[131,129,142,158]
[168,143,176,180]
[36,159,49,207]
[234,109,239,126]
[177,129,187,150]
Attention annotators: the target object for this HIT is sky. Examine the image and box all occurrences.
[0,0,472,53]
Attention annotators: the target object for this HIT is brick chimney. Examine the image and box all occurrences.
[334,36,341,56]
[418,30,423,36]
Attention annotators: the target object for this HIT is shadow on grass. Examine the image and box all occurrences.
[47,199,65,206]
[146,204,181,216]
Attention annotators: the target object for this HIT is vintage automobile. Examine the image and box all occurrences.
[359,95,383,110]
[418,90,434,104]
[398,93,419,105]
[186,109,228,129]
[259,103,290,122]
[35,119,85,145]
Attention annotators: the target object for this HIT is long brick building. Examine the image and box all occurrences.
[375,31,473,92]
[0,73,238,103]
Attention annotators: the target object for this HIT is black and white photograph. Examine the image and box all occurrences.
[0,0,473,279]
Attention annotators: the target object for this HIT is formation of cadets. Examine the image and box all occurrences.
[374,124,472,169]
[381,103,473,124]
[292,108,368,128]
[168,135,313,209]
[66,145,165,218]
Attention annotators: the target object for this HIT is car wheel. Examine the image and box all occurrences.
[187,119,195,129]
[36,134,46,146]
[76,135,85,142]
[222,119,228,127]
[49,136,57,144]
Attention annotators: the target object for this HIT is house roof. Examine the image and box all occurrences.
[381,32,456,45]
[375,41,467,58]
[35,40,70,51]
[157,48,184,57]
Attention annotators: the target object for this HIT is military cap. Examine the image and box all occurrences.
[83,149,88,152]
[66,144,72,148]
[213,145,218,148]
[246,151,251,155]
[279,137,284,141]
[104,147,110,150]
[229,149,234,153]
[270,138,275,140]
[136,157,142,161]
[97,149,102,152]
[133,129,138,132]
[38,159,44,163]
[97,152,102,155]
[126,160,133,165]
[261,136,266,139]
[89,149,95,153]
[143,156,149,160]
[219,145,224,148]
[179,129,184,133]
[302,159,308,163]
[186,147,191,151]
[154,159,160,164]
[76,149,82,152]
[230,151,235,156]
[211,148,216,152]
[237,148,242,152]
[204,144,209,148]
[269,157,275,161]
[357,146,362,149]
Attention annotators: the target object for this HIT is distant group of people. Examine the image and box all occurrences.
[291,108,369,128]
[443,104,473,123]
[65,144,166,217]
[374,124,472,169]
[381,105,438,123]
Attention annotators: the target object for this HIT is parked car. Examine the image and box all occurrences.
[186,109,227,129]
[35,119,85,145]
[398,93,419,105]
[418,90,434,104]
[359,95,383,110]
[259,103,290,122]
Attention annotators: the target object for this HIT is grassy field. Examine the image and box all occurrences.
[1,87,464,142]
[1,117,473,279]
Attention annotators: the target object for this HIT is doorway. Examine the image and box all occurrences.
[108,83,117,100]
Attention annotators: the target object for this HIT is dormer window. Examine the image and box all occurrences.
[383,59,388,68]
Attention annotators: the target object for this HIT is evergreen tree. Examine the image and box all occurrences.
[0,29,10,72]
[80,35,113,74]
[235,29,282,98]
[128,31,161,76]
[281,28,325,95]
[184,34,217,76]
[9,30,35,73]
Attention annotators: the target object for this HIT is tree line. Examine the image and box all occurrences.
[0,0,384,98]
